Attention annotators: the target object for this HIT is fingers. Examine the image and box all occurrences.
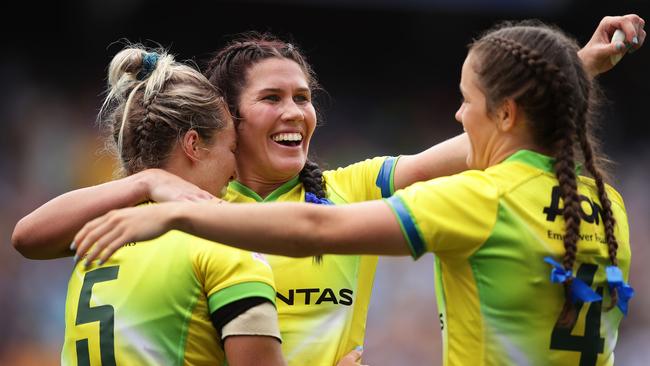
[84,223,125,266]
[73,216,106,262]
[610,15,645,50]
[74,211,126,266]
[337,346,364,366]
[187,192,216,202]
[633,28,646,53]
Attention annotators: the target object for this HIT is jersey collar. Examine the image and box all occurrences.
[504,149,584,174]
[504,149,555,173]
[228,175,301,202]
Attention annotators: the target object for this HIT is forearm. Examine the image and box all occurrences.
[172,200,408,257]
[393,133,469,190]
[12,173,148,259]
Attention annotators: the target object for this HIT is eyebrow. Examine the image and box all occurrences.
[257,87,310,94]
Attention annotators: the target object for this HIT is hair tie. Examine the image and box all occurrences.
[305,192,332,205]
[543,256,602,303]
[137,52,160,81]
[605,265,634,315]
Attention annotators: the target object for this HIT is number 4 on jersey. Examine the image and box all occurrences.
[550,263,604,366]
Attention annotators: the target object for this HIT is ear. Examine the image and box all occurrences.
[180,130,202,163]
[496,99,518,132]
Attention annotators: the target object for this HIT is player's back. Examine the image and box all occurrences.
[468,153,631,365]
[389,150,631,366]
[61,229,276,366]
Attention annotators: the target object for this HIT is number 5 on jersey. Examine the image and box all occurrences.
[75,266,120,366]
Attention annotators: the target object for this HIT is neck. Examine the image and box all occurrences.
[488,135,544,167]
[235,174,297,199]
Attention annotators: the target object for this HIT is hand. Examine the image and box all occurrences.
[336,347,368,366]
[142,169,216,202]
[72,204,178,266]
[578,14,646,77]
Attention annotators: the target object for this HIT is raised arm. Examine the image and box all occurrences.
[578,14,645,78]
[12,169,214,259]
[74,199,410,265]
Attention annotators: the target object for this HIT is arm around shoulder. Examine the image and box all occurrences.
[11,171,152,259]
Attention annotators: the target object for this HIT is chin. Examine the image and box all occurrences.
[271,157,308,176]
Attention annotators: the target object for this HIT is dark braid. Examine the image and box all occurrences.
[300,159,327,198]
[299,159,327,264]
[572,85,620,309]
[470,22,620,310]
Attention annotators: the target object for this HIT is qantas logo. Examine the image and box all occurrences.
[276,288,354,306]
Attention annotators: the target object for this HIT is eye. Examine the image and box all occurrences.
[293,93,310,104]
[262,94,281,102]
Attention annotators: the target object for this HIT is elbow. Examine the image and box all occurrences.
[11,217,49,259]
[11,218,34,258]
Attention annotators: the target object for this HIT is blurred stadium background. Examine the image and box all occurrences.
[1,0,648,364]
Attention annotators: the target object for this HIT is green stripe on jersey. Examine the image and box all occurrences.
[208,281,277,313]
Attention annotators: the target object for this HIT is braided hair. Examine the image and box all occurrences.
[469,21,620,310]
[99,44,231,176]
[205,33,327,263]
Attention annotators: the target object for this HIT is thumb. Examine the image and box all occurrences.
[338,346,363,364]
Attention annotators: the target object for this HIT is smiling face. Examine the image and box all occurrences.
[235,57,317,184]
[455,52,502,170]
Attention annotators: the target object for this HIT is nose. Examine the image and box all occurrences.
[455,104,464,123]
[281,100,304,122]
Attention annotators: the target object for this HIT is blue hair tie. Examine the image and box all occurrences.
[543,257,602,303]
[605,265,634,315]
[305,192,333,205]
[137,52,160,81]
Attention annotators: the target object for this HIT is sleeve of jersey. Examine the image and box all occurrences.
[385,171,499,259]
[325,156,400,202]
[191,242,277,314]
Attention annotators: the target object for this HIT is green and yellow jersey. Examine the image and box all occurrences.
[386,150,631,366]
[224,156,398,366]
[61,229,277,366]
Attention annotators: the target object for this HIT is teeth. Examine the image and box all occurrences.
[272,133,302,142]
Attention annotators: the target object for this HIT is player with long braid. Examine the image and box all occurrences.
[75,21,638,365]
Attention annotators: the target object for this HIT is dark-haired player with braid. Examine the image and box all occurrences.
[59,45,286,366]
[74,20,639,366]
[13,15,644,366]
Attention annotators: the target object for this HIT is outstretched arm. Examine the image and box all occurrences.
[74,199,410,265]
[12,169,214,259]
